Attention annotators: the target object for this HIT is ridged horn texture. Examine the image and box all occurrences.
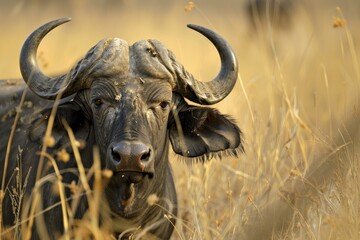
[20,19,238,104]
[173,24,238,105]
[20,18,73,100]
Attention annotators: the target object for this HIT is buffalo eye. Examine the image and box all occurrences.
[159,101,170,110]
[94,98,103,107]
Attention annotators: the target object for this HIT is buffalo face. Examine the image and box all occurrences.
[89,79,172,178]
[82,78,174,216]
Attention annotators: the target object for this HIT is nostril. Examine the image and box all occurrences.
[111,147,121,162]
[140,149,151,162]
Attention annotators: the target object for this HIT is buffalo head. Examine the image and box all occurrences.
[19,18,243,236]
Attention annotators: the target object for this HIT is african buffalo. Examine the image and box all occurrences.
[0,18,243,239]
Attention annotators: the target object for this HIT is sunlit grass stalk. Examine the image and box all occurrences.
[1,188,92,239]
[7,147,32,239]
[67,167,95,228]
[0,87,28,236]
[23,74,68,239]
[321,64,333,140]
[90,146,102,238]
[35,92,63,181]
[336,7,360,82]
[238,73,255,124]
[62,119,91,192]
[164,214,184,240]
[39,152,69,240]
[191,3,216,31]
[23,187,41,240]
[61,120,108,239]
[272,107,289,182]
[0,187,89,237]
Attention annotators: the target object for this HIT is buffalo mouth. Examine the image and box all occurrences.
[109,171,154,186]
[105,171,153,217]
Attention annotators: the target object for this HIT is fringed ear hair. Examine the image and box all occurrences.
[169,103,244,162]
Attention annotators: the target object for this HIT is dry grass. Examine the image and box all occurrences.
[1,0,360,239]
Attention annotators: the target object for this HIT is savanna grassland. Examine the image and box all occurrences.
[0,0,360,239]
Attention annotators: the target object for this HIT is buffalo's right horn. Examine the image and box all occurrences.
[20,18,76,100]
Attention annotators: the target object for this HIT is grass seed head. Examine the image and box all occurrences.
[147,194,159,206]
[290,169,302,177]
[56,148,70,163]
[43,135,56,147]
[102,169,113,179]
[184,1,195,12]
[333,17,346,28]
[75,139,87,149]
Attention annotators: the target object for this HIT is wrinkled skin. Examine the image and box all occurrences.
[0,19,244,239]
[83,77,175,218]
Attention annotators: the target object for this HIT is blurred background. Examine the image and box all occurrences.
[1,0,360,239]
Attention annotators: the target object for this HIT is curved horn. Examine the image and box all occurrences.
[174,24,238,105]
[20,18,72,99]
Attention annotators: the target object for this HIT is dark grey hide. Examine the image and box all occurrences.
[0,18,243,239]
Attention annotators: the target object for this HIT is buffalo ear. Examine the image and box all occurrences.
[29,101,90,148]
[169,105,244,161]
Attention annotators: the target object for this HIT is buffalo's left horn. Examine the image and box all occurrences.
[174,24,238,105]
[20,18,75,100]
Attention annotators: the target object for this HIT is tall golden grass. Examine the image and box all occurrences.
[0,0,360,239]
